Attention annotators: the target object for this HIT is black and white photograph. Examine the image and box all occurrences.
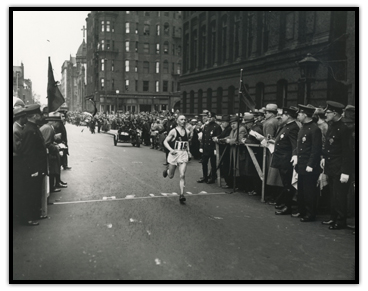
[9,3,359,284]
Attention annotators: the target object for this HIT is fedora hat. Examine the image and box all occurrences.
[265,104,278,113]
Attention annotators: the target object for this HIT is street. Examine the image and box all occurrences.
[12,123,356,281]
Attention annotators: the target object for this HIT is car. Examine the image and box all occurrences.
[114,126,141,147]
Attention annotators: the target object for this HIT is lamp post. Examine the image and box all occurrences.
[297,53,320,104]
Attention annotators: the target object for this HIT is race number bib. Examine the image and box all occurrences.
[174,141,188,150]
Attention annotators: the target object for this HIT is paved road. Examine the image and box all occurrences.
[12,124,356,281]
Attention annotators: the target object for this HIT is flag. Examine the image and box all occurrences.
[239,80,256,112]
[47,57,65,112]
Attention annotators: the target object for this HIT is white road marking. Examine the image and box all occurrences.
[53,192,230,205]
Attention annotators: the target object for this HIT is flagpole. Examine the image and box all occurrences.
[233,69,243,193]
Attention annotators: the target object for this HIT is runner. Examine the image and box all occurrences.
[163,115,191,204]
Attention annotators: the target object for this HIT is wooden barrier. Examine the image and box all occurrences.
[215,143,268,202]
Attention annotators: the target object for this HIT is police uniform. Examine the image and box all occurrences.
[215,115,232,187]
[18,104,48,225]
[198,112,222,183]
[272,107,300,213]
[323,101,353,229]
[293,104,322,221]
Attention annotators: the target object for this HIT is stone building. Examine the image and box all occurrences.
[180,10,356,116]
[12,63,33,105]
[60,38,87,112]
[85,10,183,113]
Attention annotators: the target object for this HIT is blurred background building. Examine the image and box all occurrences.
[12,63,33,105]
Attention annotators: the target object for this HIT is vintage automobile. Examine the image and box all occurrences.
[114,125,141,147]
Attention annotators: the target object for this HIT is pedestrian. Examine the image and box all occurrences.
[163,115,192,204]
[320,101,353,230]
[197,111,222,184]
[271,107,300,215]
[291,104,322,222]
[58,108,72,170]
[17,104,48,226]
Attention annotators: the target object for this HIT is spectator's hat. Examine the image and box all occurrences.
[265,103,278,113]
[282,106,298,118]
[297,104,316,117]
[325,101,345,114]
[190,119,198,124]
[46,111,62,121]
[216,115,222,121]
[230,115,239,123]
[42,106,49,114]
[221,114,230,122]
[13,107,26,119]
[344,105,355,121]
[207,111,217,118]
[200,110,209,116]
[243,112,255,123]
[24,104,41,115]
[314,107,325,116]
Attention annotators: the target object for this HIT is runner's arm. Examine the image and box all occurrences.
[163,129,176,153]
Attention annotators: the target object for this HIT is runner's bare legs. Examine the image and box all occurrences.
[178,162,187,195]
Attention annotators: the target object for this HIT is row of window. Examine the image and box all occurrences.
[124,22,181,37]
[99,59,181,74]
[181,81,288,114]
[99,79,180,92]
[124,40,182,55]
[125,11,181,18]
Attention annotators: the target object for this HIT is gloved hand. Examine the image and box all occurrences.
[199,148,203,153]
[306,166,313,172]
[340,173,349,183]
[320,158,325,169]
[290,155,298,167]
[260,139,268,147]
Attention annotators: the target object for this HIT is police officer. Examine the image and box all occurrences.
[272,107,300,215]
[18,104,48,226]
[291,104,322,222]
[197,111,222,184]
[321,101,353,230]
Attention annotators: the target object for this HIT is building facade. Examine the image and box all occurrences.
[180,11,356,116]
[60,38,87,112]
[13,63,33,105]
[85,10,182,113]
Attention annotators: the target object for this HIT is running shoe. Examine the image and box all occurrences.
[163,169,168,178]
[179,195,186,203]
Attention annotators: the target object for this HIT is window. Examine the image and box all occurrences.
[210,21,216,65]
[125,60,129,72]
[198,89,203,113]
[101,40,104,50]
[234,13,240,59]
[125,40,129,52]
[164,41,169,54]
[156,61,160,73]
[135,61,138,72]
[157,11,160,17]
[101,59,105,71]
[164,23,169,36]
[143,81,149,91]
[106,21,110,32]
[190,91,195,112]
[207,88,212,111]
[217,87,223,114]
[177,62,181,74]
[135,23,139,34]
[163,81,168,92]
[143,61,149,73]
[163,60,168,73]
[177,82,180,91]
[106,40,111,50]
[172,44,175,55]
[143,43,149,53]
[111,60,114,71]
[200,25,206,69]
[126,22,130,33]
[156,24,160,36]
[144,24,150,35]
[192,29,198,69]
[164,11,169,17]
[255,83,265,108]
[135,80,138,91]
[221,16,227,63]
[182,91,187,113]
[172,81,174,92]
[156,81,159,92]
[112,79,114,90]
[135,41,138,52]
[101,78,105,90]
[126,11,130,14]
[228,86,235,114]
[172,62,174,73]
[101,21,104,32]
[144,11,150,16]
[125,80,129,91]
[277,80,288,107]
[178,46,181,56]
[156,43,160,54]
[111,22,115,32]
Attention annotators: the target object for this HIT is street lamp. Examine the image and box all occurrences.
[297,53,320,104]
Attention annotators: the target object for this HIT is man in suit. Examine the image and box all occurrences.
[197,111,222,184]
[17,104,48,226]
[13,107,28,220]
[58,107,71,170]
[291,104,322,222]
[321,101,353,230]
[213,115,232,188]
[271,107,300,215]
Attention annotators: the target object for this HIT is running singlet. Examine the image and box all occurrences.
[172,128,189,150]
